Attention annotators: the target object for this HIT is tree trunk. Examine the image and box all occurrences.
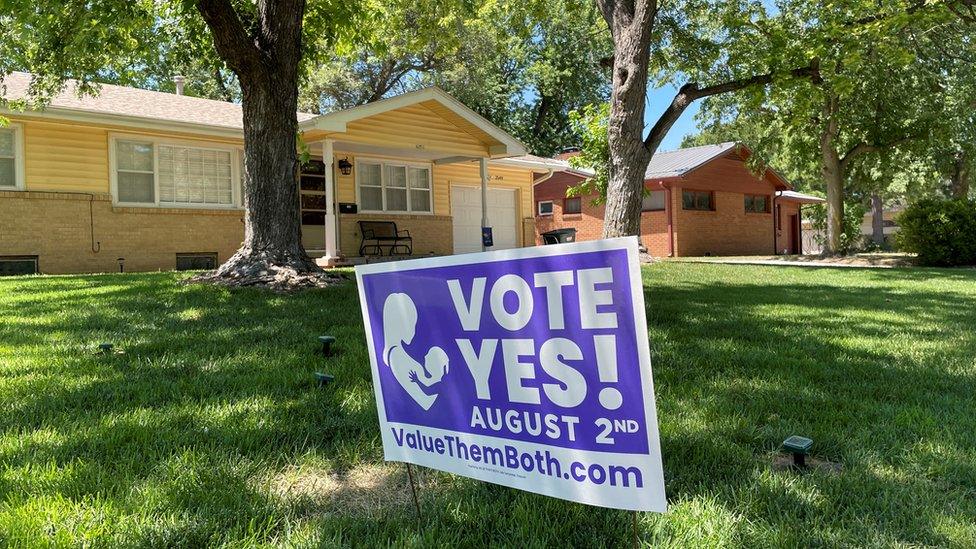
[871,193,884,246]
[950,150,970,199]
[195,0,330,288]
[820,95,844,254]
[214,71,319,279]
[598,0,656,238]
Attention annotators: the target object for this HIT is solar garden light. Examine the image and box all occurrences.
[117,257,125,273]
[318,335,336,357]
[314,371,335,387]
[782,435,813,468]
[98,342,114,354]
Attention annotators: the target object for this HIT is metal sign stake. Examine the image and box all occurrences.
[405,463,422,522]
[633,510,639,548]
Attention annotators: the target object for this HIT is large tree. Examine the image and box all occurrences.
[1,0,359,286]
[593,0,969,243]
[298,0,613,156]
[690,2,972,252]
[594,0,824,238]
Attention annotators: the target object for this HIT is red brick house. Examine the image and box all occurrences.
[534,142,825,257]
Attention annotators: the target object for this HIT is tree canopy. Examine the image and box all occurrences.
[683,1,975,250]
[298,0,613,156]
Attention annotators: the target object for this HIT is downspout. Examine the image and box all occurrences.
[657,181,674,257]
[773,191,781,254]
[531,170,554,246]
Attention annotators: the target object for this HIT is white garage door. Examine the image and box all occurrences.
[451,186,518,254]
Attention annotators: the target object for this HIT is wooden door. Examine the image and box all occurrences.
[789,214,800,254]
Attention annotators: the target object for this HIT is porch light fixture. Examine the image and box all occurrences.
[337,157,353,176]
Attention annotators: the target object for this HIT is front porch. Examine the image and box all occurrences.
[294,88,547,267]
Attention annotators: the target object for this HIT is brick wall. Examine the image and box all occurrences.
[337,212,453,257]
[533,152,789,257]
[672,188,774,256]
[662,155,781,257]
[0,191,244,274]
[535,194,672,255]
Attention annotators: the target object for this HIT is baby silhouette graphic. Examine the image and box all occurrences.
[381,293,449,410]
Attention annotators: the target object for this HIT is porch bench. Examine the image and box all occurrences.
[358,221,413,257]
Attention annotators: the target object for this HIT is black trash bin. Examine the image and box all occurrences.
[541,228,577,245]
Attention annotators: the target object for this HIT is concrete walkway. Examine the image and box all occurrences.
[670,254,917,269]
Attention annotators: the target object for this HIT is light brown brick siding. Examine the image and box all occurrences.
[672,187,774,256]
[0,191,244,274]
[337,213,453,257]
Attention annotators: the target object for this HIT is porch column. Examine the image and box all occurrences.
[480,157,489,252]
[323,138,338,261]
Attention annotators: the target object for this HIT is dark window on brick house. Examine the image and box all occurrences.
[538,200,553,215]
[176,253,218,271]
[682,190,714,211]
[564,197,582,215]
[745,194,771,213]
[0,256,38,276]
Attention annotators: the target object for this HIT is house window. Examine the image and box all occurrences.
[744,194,770,213]
[538,200,553,215]
[176,253,218,271]
[356,160,432,213]
[159,146,233,205]
[0,256,38,276]
[113,137,239,207]
[642,190,666,211]
[116,141,156,203]
[408,167,431,212]
[682,190,714,211]
[0,126,23,190]
[564,197,582,215]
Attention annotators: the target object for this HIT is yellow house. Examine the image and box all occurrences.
[0,72,562,275]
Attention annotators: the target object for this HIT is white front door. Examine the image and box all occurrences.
[451,186,518,254]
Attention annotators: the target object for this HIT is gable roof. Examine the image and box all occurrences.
[646,141,792,190]
[644,142,739,179]
[299,87,526,157]
[0,71,316,136]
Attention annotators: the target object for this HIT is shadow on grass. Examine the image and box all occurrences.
[1,266,975,545]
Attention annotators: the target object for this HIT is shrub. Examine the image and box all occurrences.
[896,199,976,266]
[807,201,868,254]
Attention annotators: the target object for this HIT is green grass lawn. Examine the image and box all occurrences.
[1,263,975,547]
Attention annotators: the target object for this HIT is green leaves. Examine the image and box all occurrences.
[567,103,610,201]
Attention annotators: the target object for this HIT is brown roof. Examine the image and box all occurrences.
[1,71,316,131]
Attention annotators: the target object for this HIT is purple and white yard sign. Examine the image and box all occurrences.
[355,237,666,511]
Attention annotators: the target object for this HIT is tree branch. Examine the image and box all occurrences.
[196,0,261,76]
[840,135,916,171]
[839,142,878,170]
[643,60,821,152]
